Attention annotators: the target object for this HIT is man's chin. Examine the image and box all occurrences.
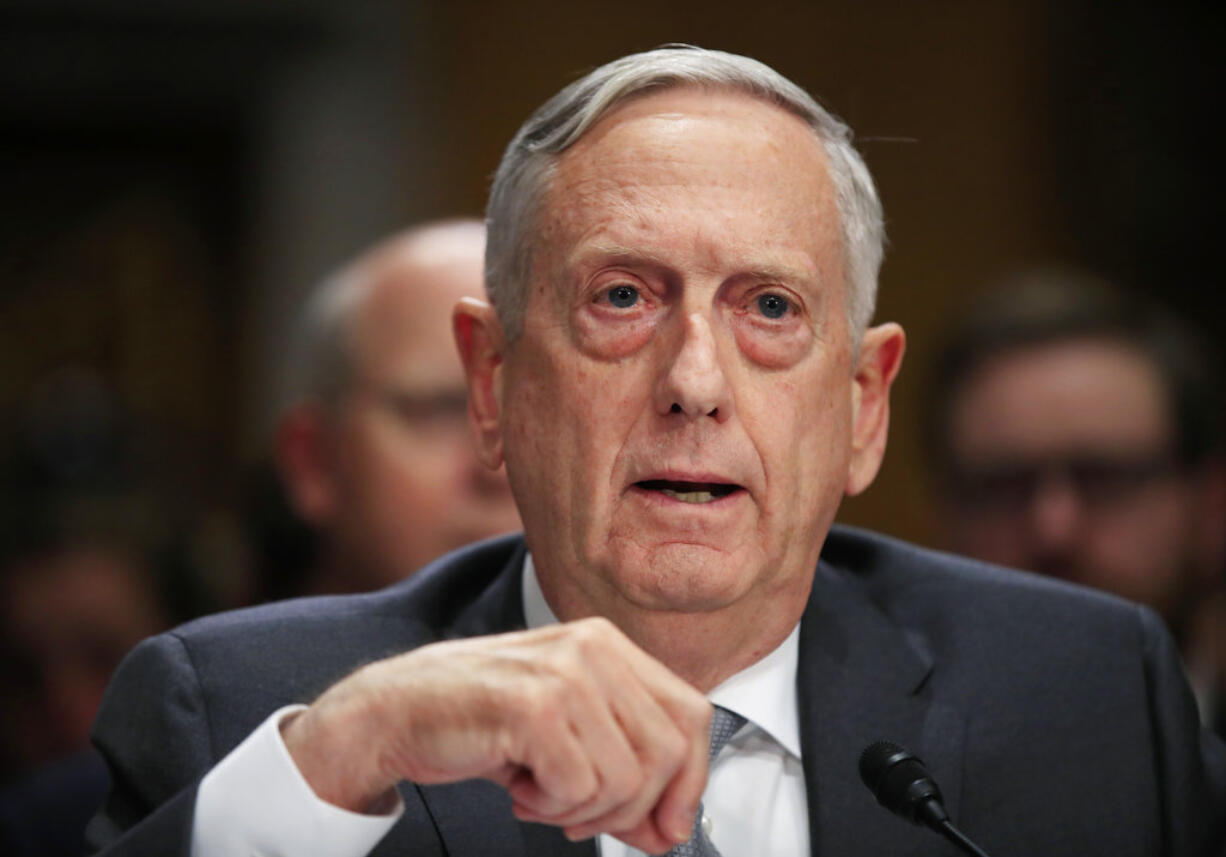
[606,541,758,613]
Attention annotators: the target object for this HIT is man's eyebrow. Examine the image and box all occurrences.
[738,265,820,286]
[568,243,669,270]
[569,244,819,285]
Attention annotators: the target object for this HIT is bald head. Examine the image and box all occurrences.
[275,219,519,592]
[288,219,488,410]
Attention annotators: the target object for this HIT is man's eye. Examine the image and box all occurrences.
[756,293,790,319]
[604,284,640,308]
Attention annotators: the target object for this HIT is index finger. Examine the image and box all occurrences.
[647,701,711,848]
[594,626,714,845]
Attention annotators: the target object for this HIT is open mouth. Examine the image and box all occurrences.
[635,479,743,504]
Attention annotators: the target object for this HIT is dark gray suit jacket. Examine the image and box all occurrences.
[88,526,1226,856]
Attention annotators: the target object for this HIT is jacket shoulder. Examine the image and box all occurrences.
[175,533,525,648]
[821,523,1145,629]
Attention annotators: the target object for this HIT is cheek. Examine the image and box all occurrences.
[503,352,647,503]
[365,464,432,520]
[730,317,813,369]
[747,381,807,490]
[500,359,583,507]
[575,318,655,359]
[1091,492,1193,570]
[767,375,853,500]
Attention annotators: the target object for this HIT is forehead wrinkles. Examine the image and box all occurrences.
[543,147,833,277]
[552,102,826,208]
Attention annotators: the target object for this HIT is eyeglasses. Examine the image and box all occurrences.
[946,451,1182,515]
[370,388,470,437]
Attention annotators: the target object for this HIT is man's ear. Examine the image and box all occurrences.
[453,297,506,470]
[274,404,339,525]
[845,322,906,497]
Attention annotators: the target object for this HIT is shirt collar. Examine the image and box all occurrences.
[520,552,802,759]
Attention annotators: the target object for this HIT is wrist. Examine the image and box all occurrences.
[281,685,398,814]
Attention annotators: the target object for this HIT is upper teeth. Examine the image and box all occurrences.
[662,489,715,503]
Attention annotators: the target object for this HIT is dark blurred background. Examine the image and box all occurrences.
[0,0,1222,838]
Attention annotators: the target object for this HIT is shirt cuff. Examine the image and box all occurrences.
[191,704,403,857]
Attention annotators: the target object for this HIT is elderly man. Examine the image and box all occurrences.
[270,220,521,596]
[89,48,1224,857]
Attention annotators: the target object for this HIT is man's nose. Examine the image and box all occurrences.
[1029,469,1083,553]
[653,311,733,421]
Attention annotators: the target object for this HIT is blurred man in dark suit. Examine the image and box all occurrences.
[89,48,1225,857]
[925,270,1226,737]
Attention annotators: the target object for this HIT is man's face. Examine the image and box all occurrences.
[1,547,165,766]
[941,337,1205,623]
[483,89,898,629]
[320,238,520,585]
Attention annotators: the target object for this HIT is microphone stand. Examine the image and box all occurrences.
[938,818,993,857]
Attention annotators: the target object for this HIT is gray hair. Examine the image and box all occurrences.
[485,45,885,342]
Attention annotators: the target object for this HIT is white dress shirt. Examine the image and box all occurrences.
[191,554,809,857]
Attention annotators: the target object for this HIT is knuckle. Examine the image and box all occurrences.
[539,763,597,809]
[576,615,619,644]
[516,681,565,727]
[569,616,614,654]
[543,635,589,676]
[654,730,688,770]
[680,698,712,734]
[584,615,618,634]
[606,765,645,803]
[543,652,586,690]
[570,770,599,805]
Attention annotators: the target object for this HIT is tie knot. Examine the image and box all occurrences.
[708,705,746,762]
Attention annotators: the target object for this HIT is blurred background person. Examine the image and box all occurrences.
[0,371,226,856]
[924,269,1226,736]
[251,219,520,600]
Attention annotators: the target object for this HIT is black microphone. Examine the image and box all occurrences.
[859,740,995,857]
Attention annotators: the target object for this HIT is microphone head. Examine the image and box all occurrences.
[859,740,949,827]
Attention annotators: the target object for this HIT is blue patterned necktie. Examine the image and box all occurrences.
[665,705,747,857]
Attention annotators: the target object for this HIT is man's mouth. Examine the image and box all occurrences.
[635,479,742,504]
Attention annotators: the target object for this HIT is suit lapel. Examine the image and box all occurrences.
[798,556,966,856]
[412,543,597,857]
